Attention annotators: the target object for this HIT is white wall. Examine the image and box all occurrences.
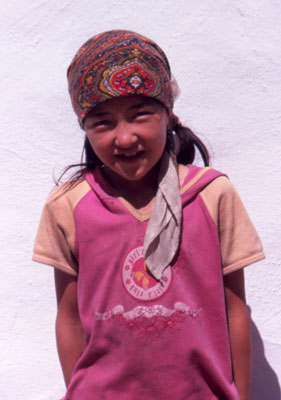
[1,1,280,399]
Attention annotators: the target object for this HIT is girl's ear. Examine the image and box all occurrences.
[169,113,181,129]
[167,115,173,130]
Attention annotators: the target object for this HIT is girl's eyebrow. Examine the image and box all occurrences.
[90,111,111,118]
[88,101,155,118]
[129,102,153,110]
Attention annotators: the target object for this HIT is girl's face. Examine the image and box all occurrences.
[84,95,169,187]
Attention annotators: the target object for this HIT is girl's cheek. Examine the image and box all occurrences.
[88,134,112,151]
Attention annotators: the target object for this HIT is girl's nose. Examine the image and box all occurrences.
[114,122,138,148]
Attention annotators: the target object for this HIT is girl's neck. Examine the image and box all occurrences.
[101,163,160,210]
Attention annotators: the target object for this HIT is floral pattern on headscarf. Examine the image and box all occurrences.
[67,30,174,126]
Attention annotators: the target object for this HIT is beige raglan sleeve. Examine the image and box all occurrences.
[200,176,265,275]
[32,186,78,276]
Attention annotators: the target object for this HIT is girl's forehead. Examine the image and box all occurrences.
[89,96,162,115]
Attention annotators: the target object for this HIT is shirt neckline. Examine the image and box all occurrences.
[85,164,201,222]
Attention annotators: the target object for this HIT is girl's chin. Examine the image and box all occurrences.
[102,158,161,185]
[103,166,153,184]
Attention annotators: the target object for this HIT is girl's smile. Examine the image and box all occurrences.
[84,95,169,191]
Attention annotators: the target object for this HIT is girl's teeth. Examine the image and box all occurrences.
[124,152,137,157]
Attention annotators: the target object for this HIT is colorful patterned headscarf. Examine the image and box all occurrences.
[67,30,174,127]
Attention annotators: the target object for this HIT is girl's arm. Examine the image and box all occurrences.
[224,269,251,400]
[54,269,84,387]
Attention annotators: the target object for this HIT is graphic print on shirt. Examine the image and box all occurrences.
[95,246,201,342]
[121,245,172,301]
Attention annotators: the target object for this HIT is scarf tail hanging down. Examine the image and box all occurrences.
[143,152,182,281]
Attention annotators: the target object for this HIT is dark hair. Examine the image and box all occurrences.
[173,123,209,166]
[56,122,210,186]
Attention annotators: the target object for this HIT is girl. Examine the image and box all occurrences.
[33,30,265,400]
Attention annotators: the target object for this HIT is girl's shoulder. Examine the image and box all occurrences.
[45,176,92,211]
[179,163,230,196]
[185,166,265,274]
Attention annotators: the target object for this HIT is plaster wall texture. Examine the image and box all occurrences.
[0,1,280,399]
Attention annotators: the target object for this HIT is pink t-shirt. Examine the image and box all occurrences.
[33,165,265,399]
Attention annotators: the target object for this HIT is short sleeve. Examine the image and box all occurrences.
[200,176,265,275]
[32,186,78,276]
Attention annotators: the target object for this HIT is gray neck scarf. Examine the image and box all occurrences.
[143,151,182,281]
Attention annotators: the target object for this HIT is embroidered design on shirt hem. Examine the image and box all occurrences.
[95,302,201,320]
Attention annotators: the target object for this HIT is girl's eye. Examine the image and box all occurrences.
[134,111,151,118]
[92,120,110,128]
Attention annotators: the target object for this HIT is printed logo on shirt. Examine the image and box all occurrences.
[121,246,172,301]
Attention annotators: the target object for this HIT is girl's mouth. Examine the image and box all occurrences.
[115,151,144,163]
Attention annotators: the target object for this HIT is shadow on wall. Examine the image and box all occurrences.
[250,309,280,399]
